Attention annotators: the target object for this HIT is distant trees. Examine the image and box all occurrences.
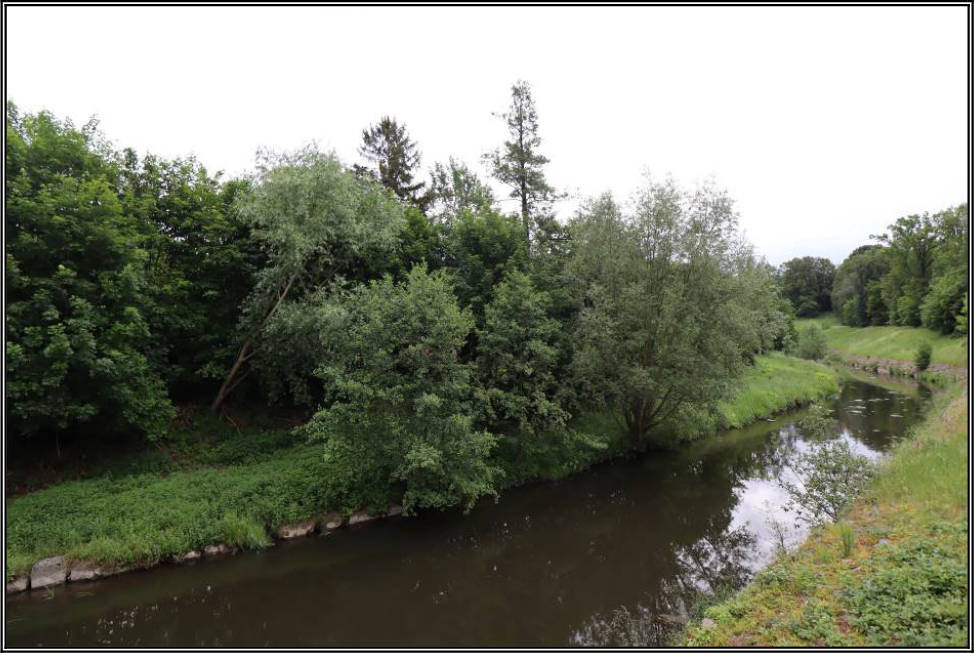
[832,204,968,334]
[831,245,889,327]
[483,80,561,242]
[779,256,835,317]
[874,213,939,327]
[358,116,429,210]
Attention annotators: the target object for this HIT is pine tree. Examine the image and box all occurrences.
[483,81,561,240]
[359,116,428,209]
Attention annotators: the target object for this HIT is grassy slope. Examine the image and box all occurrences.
[796,315,968,366]
[717,354,838,428]
[683,384,969,647]
[5,355,839,581]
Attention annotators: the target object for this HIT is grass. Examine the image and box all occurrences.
[716,354,839,429]
[5,444,342,581]
[796,315,968,367]
[682,383,969,647]
[4,354,840,582]
[5,408,308,495]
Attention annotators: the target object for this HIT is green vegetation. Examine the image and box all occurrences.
[683,384,969,646]
[779,256,835,317]
[830,205,968,333]
[795,316,967,366]
[715,355,837,429]
[4,84,965,648]
[5,354,838,578]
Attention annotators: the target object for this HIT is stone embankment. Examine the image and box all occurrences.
[6,504,403,595]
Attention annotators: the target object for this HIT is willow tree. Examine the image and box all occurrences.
[211,148,403,410]
[568,180,767,449]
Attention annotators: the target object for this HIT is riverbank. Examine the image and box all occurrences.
[5,354,839,594]
[681,381,969,646]
[796,315,968,367]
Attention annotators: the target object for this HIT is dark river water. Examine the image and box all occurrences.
[5,378,928,647]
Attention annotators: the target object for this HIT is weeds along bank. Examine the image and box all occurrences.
[5,354,837,593]
[682,382,969,647]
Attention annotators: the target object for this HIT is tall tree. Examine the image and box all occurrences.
[873,213,939,326]
[210,147,404,411]
[5,104,174,442]
[359,116,428,209]
[568,181,768,449]
[483,80,560,240]
[304,265,498,513]
[832,245,890,326]
[779,256,835,317]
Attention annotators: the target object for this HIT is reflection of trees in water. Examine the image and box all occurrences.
[569,526,755,646]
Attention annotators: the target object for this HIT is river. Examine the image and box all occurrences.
[4,378,928,647]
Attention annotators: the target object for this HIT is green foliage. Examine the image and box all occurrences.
[428,157,495,224]
[780,256,836,317]
[305,265,499,513]
[796,324,828,360]
[443,208,528,320]
[845,529,968,646]
[483,80,561,238]
[5,444,334,570]
[357,116,428,208]
[796,402,838,437]
[568,182,775,448]
[782,440,874,525]
[715,355,839,431]
[955,292,968,335]
[832,245,889,326]
[477,270,569,436]
[214,147,405,409]
[795,317,968,366]
[838,521,856,558]
[920,266,967,334]
[116,152,263,396]
[5,103,175,441]
[914,343,932,371]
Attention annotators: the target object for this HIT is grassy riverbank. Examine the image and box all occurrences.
[682,383,969,647]
[796,315,967,367]
[6,354,838,583]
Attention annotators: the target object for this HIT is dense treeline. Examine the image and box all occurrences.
[5,84,803,512]
[777,206,968,335]
[833,205,969,333]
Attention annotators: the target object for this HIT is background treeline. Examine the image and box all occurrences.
[0,82,901,513]
[777,206,969,334]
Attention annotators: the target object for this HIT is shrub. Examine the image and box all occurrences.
[797,324,828,360]
[782,440,874,525]
[914,343,932,372]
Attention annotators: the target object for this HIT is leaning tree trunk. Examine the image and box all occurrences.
[211,273,297,412]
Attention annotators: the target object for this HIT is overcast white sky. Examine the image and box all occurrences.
[6,6,968,264]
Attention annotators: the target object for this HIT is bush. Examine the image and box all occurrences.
[914,343,932,372]
[797,324,828,360]
[781,439,874,524]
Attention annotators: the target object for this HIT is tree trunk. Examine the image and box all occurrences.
[210,273,297,412]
